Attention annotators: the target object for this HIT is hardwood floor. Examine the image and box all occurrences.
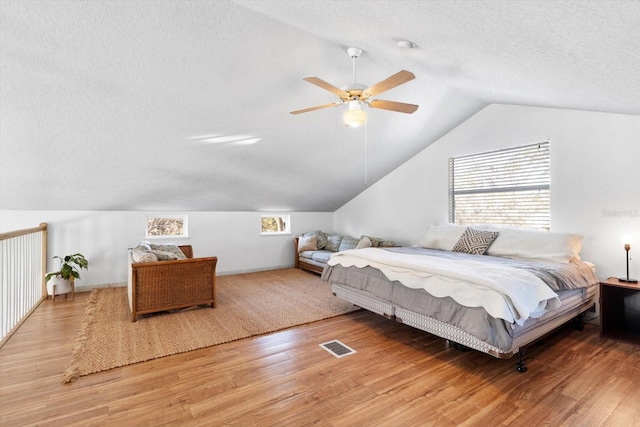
[1,290,639,426]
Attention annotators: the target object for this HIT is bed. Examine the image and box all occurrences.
[321,224,599,372]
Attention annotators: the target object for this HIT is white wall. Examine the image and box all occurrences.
[334,104,640,281]
[0,210,333,290]
[2,105,638,289]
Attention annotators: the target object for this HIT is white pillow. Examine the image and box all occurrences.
[298,235,318,252]
[356,236,372,249]
[486,227,583,263]
[418,224,466,251]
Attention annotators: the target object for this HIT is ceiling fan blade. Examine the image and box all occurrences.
[361,70,415,100]
[290,102,342,115]
[303,77,350,100]
[368,99,419,114]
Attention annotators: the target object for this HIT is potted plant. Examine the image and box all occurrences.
[45,253,89,296]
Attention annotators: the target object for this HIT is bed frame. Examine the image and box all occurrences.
[331,278,596,372]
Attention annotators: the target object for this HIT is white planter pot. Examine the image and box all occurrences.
[46,275,73,296]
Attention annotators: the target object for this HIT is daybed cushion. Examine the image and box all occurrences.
[311,251,333,263]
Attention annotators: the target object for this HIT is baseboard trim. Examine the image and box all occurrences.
[217,264,295,276]
[74,265,297,292]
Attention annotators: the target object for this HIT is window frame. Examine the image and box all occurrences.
[145,214,189,239]
[260,214,291,236]
[448,141,550,230]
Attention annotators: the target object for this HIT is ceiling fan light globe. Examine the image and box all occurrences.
[344,108,367,128]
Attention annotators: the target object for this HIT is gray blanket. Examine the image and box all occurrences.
[321,247,598,351]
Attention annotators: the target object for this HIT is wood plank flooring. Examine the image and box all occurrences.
[1,284,640,426]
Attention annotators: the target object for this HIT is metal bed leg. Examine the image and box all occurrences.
[516,348,527,373]
[573,313,585,331]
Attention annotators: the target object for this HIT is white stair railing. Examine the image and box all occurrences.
[0,223,47,347]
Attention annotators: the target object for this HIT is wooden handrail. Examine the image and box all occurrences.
[0,223,47,241]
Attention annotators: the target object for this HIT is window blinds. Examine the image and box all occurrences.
[449,141,550,229]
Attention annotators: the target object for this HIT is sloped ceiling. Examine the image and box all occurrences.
[1,0,639,212]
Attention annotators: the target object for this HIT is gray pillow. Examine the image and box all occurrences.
[338,236,360,251]
[131,249,158,263]
[149,244,187,259]
[149,249,180,260]
[324,235,344,252]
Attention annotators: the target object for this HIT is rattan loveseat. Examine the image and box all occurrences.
[127,245,217,322]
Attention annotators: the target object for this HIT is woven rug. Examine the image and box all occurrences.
[63,268,358,383]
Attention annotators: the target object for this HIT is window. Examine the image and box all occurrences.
[449,141,550,230]
[261,214,290,235]
[145,215,188,238]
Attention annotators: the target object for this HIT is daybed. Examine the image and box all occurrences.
[127,243,218,322]
[321,224,599,372]
[294,230,395,274]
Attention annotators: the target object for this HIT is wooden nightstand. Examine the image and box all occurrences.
[600,277,640,346]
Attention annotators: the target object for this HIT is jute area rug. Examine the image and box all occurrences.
[63,268,359,383]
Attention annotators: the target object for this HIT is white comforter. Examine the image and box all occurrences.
[327,248,561,326]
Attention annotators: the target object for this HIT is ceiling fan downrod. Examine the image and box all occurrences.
[347,47,362,87]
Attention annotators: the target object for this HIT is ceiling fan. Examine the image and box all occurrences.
[290,47,419,127]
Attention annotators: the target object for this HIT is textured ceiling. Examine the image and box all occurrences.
[1,0,639,212]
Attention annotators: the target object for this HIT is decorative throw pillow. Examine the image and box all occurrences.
[361,235,383,247]
[356,236,372,249]
[133,243,152,252]
[138,240,152,248]
[338,236,360,251]
[379,239,397,247]
[301,230,328,250]
[298,235,318,252]
[149,243,187,259]
[453,227,500,255]
[316,231,329,250]
[324,235,344,252]
[149,249,180,260]
[131,250,158,263]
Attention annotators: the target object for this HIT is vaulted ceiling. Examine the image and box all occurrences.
[2,0,639,212]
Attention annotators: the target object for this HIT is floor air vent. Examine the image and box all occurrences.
[319,340,356,358]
